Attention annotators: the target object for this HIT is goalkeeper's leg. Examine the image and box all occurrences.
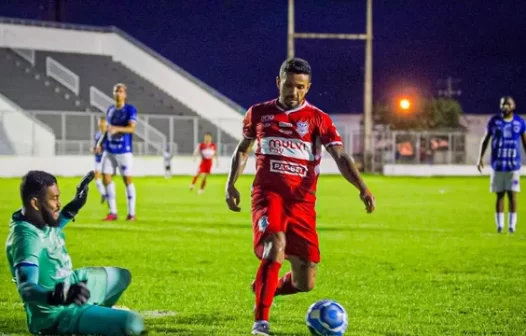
[73,267,132,307]
[56,305,144,335]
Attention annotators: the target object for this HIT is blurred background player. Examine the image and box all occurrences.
[190,132,218,194]
[225,58,375,335]
[5,170,144,335]
[92,116,108,203]
[477,96,526,233]
[96,83,137,221]
[163,143,173,179]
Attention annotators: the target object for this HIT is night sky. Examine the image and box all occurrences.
[1,0,525,115]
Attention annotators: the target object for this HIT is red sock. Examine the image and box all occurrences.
[254,259,281,322]
[191,176,198,185]
[275,272,300,296]
[200,178,207,190]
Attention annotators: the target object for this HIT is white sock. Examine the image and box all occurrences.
[126,183,136,216]
[106,182,117,214]
[95,178,106,197]
[496,212,504,230]
[509,212,517,231]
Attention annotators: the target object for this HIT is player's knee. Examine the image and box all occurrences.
[123,311,144,336]
[103,174,112,185]
[124,176,133,185]
[293,278,315,292]
[119,268,132,287]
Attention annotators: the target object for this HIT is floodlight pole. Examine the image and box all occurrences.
[287,0,374,172]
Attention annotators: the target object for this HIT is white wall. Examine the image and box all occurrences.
[383,164,526,176]
[0,155,348,177]
[0,23,243,139]
[0,94,55,156]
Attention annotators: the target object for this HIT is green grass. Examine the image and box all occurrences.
[1,175,525,335]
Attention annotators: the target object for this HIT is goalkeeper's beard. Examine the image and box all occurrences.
[41,205,60,227]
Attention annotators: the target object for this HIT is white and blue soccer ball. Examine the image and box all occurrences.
[306,299,348,336]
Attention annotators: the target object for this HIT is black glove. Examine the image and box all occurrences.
[47,281,91,306]
[61,171,95,219]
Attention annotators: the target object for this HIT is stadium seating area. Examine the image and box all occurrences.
[0,121,14,154]
[0,47,237,154]
[34,50,236,153]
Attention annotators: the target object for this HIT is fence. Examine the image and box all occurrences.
[1,108,502,169]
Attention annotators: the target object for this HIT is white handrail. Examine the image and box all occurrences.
[46,57,79,95]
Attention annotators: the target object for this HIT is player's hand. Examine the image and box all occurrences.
[360,189,375,213]
[107,125,119,135]
[95,146,102,154]
[477,159,484,173]
[226,185,241,212]
[48,281,91,306]
[61,171,95,219]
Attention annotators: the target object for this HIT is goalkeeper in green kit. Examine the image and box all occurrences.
[5,170,145,335]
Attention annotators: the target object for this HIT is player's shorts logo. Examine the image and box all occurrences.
[296,121,309,137]
[269,159,308,177]
[258,216,269,232]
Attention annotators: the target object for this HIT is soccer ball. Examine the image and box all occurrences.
[305,299,348,336]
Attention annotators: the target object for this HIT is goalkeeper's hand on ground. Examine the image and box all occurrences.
[47,281,91,306]
[61,171,95,220]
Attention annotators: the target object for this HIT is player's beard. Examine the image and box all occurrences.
[502,109,513,118]
[42,206,60,227]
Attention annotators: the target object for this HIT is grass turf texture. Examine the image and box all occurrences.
[0,175,525,335]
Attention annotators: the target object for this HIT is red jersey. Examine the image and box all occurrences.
[243,99,342,202]
[199,142,217,162]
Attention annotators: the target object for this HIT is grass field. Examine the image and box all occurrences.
[0,175,525,335]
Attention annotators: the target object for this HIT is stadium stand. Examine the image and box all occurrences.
[0,121,14,154]
[33,50,237,154]
[0,48,89,112]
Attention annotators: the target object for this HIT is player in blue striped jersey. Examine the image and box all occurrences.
[477,96,526,233]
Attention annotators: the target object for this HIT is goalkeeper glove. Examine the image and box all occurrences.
[47,281,91,306]
[61,171,95,220]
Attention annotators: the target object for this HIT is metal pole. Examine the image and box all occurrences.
[363,0,373,172]
[287,0,295,58]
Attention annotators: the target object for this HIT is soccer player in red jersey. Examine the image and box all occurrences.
[225,58,376,335]
[190,132,218,194]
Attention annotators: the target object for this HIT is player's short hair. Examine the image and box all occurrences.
[113,83,127,92]
[205,132,212,137]
[279,58,312,77]
[20,170,57,205]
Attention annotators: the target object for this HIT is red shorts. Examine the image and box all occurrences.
[198,159,212,174]
[251,191,320,263]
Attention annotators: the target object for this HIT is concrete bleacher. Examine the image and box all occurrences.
[0,49,89,112]
[34,50,237,153]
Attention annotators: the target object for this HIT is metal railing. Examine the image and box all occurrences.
[46,57,79,95]
[89,87,167,154]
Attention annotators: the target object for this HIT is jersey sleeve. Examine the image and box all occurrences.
[242,107,256,139]
[11,228,41,268]
[128,105,138,123]
[319,113,343,147]
[521,118,526,134]
[486,117,494,135]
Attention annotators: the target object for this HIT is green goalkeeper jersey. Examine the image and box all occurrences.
[5,209,74,332]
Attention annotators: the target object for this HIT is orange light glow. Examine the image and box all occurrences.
[399,99,411,110]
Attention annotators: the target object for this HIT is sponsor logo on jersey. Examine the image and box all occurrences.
[261,114,275,122]
[279,122,293,128]
[269,159,308,177]
[262,122,272,128]
[296,121,309,137]
[260,137,315,161]
[279,129,293,135]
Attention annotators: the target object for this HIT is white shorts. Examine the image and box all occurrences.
[101,152,133,176]
[490,170,520,193]
[94,160,102,173]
